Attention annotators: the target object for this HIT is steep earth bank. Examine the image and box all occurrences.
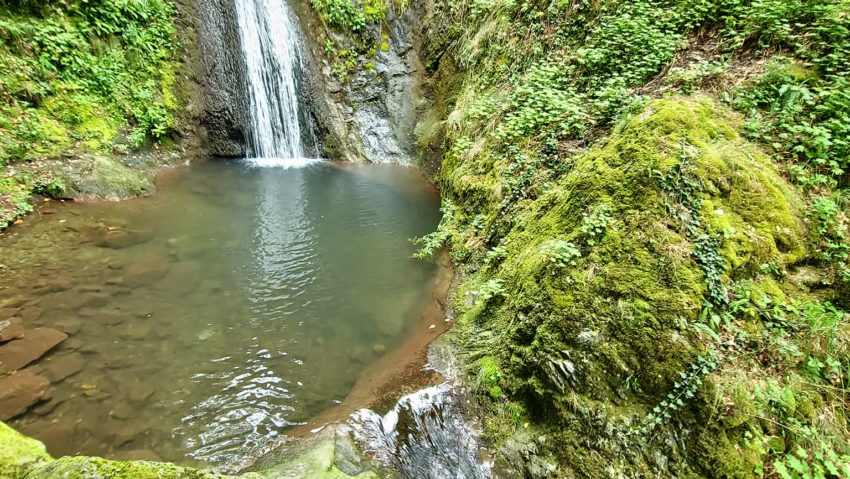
[286,0,850,474]
[404,0,850,477]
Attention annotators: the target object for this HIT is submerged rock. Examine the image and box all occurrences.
[0,371,50,421]
[115,449,163,462]
[52,317,83,336]
[245,426,389,479]
[41,353,84,383]
[123,254,172,288]
[96,228,155,250]
[126,382,156,406]
[0,329,67,374]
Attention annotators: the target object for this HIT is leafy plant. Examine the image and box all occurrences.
[543,240,581,269]
[636,353,720,435]
[580,203,613,246]
[413,198,456,259]
[474,279,505,305]
[774,445,850,479]
[310,0,366,32]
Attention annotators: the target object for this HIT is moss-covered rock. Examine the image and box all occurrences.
[1,421,386,479]
[0,422,51,479]
[442,97,811,476]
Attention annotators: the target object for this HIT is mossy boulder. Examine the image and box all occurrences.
[56,155,157,200]
[1,421,385,479]
[445,97,807,475]
[0,422,51,479]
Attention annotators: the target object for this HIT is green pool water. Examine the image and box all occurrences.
[1,161,441,466]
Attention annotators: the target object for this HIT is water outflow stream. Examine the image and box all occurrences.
[352,384,491,479]
[234,0,313,161]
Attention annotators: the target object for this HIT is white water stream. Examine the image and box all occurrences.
[234,0,316,164]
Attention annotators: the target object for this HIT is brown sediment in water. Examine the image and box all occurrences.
[286,251,454,438]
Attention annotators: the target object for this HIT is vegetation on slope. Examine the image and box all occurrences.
[0,0,182,227]
[306,0,409,80]
[415,0,850,476]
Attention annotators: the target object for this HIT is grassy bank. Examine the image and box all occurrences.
[0,0,184,228]
[414,0,850,476]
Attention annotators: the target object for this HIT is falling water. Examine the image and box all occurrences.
[234,0,314,163]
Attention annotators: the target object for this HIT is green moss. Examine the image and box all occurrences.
[440,96,810,476]
[475,356,504,399]
[61,155,155,200]
[1,421,382,479]
[0,422,51,479]
[26,456,240,479]
[0,174,33,227]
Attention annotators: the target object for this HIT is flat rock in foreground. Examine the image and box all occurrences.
[0,370,50,421]
[0,328,67,374]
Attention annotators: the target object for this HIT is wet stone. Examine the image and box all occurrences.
[0,297,26,309]
[53,317,84,335]
[127,382,155,405]
[27,420,77,456]
[121,323,153,341]
[30,394,65,416]
[97,228,154,249]
[123,254,171,288]
[48,278,75,292]
[105,356,132,370]
[69,293,110,311]
[0,328,67,373]
[0,318,25,343]
[20,306,44,322]
[78,285,103,293]
[95,419,150,447]
[42,352,85,383]
[60,337,85,351]
[109,403,135,420]
[97,311,128,326]
[0,370,51,420]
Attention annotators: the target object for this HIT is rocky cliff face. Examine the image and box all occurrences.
[178,0,250,158]
[289,0,426,165]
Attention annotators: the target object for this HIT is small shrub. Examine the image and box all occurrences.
[580,203,613,246]
[543,240,581,269]
[475,279,505,305]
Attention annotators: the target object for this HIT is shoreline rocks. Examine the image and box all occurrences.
[0,371,50,421]
[0,328,67,374]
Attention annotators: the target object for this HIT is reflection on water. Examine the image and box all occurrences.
[1,161,440,466]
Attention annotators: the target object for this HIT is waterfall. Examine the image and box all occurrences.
[234,0,317,165]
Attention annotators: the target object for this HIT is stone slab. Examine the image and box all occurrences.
[0,328,67,374]
[42,353,85,383]
[0,370,50,420]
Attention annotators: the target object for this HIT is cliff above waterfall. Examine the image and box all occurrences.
[288,0,427,165]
